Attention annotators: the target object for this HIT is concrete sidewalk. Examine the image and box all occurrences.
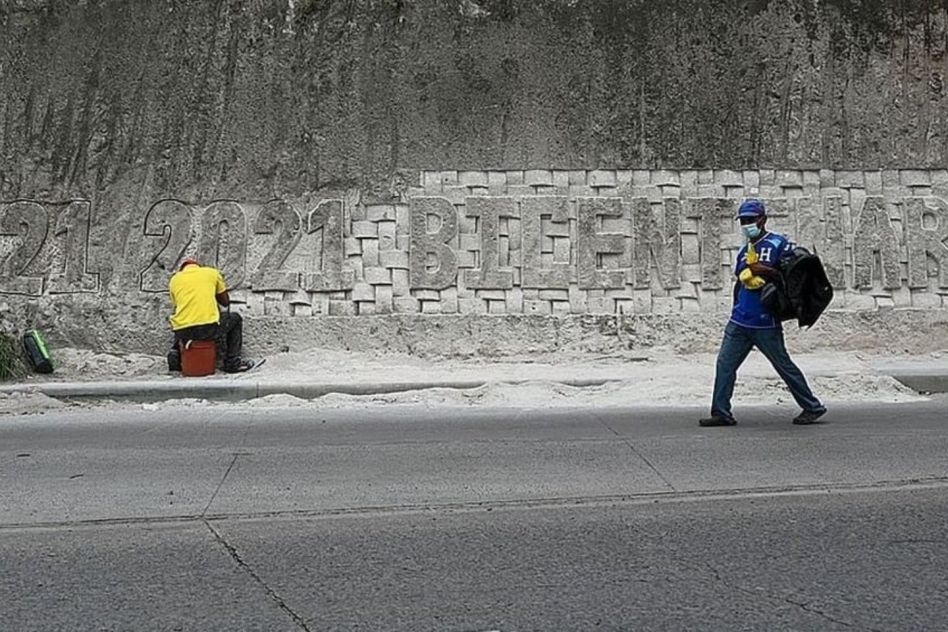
[1,348,946,405]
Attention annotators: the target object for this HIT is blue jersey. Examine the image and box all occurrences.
[730,232,794,329]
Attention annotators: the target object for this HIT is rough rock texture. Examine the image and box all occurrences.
[3,0,948,203]
[2,1,948,358]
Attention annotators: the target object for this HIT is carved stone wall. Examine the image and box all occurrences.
[2,170,947,349]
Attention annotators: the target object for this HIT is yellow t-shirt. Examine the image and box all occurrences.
[168,265,227,331]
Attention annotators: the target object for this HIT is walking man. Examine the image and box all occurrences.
[700,199,827,427]
[166,257,254,373]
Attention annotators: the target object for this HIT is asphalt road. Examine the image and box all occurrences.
[2,398,948,631]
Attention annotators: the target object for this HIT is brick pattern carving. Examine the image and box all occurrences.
[2,170,948,315]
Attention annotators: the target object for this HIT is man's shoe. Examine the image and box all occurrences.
[699,415,737,427]
[223,360,255,374]
[793,408,827,425]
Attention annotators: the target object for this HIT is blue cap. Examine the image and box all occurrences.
[736,199,766,219]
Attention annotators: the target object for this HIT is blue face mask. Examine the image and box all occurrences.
[742,224,761,240]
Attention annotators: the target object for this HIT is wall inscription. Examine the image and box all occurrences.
[2,170,947,315]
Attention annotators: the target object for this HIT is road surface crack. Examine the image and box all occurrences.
[205,520,313,632]
[596,414,676,491]
[694,560,884,632]
[202,452,246,517]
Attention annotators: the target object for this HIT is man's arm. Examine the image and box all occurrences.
[214,269,230,306]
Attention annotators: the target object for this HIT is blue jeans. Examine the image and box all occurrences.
[711,321,825,420]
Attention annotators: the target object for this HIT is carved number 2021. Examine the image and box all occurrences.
[139,199,351,293]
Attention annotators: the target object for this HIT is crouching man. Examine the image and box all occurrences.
[166,258,254,373]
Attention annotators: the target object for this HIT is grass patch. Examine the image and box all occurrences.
[0,331,27,381]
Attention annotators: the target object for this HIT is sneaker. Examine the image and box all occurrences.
[223,360,255,374]
[792,408,827,425]
[699,415,737,427]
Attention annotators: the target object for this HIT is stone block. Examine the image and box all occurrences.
[845,292,877,311]
[458,214,477,234]
[697,184,724,198]
[459,297,487,314]
[377,221,396,250]
[715,170,743,186]
[459,170,488,187]
[356,301,376,315]
[395,205,410,232]
[525,170,553,186]
[488,171,507,187]
[586,297,612,313]
[380,249,409,270]
[506,170,524,185]
[344,237,361,257]
[292,303,313,317]
[488,300,507,314]
[911,290,942,308]
[836,171,865,189]
[392,269,410,296]
[374,285,393,313]
[589,170,617,188]
[552,170,570,190]
[538,289,569,301]
[412,289,440,301]
[505,287,523,312]
[864,170,883,195]
[366,204,396,222]
[422,171,442,191]
[361,240,380,266]
[682,234,701,265]
[551,301,571,315]
[350,282,375,302]
[329,300,356,316]
[660,184,682,198]
[459,233,481,252]
[476,289,507,300]
[743,170,761,191]
[421,300,443,314]
[507,184,535,197]
[351,220,377,239]
[679,171,698,197]
[363,266,392,286]
[393,297,420,313]
[524,300,552,315]
[441,185,468,205]
[568,170,587,185]
[652,296,679,314]
[457,249,476,269]
[776,170,803,188]
[441,287,459,313]
[891,286,912,307]
[568,286,587,313]
[568,184,595,198]
[900,170,930,187]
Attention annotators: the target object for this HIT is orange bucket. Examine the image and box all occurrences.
[180,340,217,377]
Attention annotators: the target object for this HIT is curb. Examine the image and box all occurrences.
[887,371,948,395]
[0,377,620,403]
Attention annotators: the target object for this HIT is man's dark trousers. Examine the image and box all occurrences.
[711,321,825,421]
[168,312,243,371]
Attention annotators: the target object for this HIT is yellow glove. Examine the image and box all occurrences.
[745,240,759,264]
[739,267,767,290]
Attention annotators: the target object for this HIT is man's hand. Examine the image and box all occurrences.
[216,290,231,307]
[748,262,778,278]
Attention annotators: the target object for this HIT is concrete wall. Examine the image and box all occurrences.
[2,0,948,356]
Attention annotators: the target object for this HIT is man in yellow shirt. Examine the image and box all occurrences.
[166,258,253,373]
